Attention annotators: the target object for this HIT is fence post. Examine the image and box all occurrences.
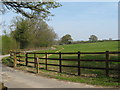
[34,53,37,68]
[36,57,39,74]
[25,53,28,66]
[45,52,48,70]
[14,53,17,68]
[18,52,20,62]
[105,51,109,77]
[78,51,81,76]
[59,52,62,73]
[10,50,12,57]
[10,50,12,59]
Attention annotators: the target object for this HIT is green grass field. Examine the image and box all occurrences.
[39,41,119,76]
[2,41,120,87]
[59,41,119,52]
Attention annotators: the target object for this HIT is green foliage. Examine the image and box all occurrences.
[11,17,57,49]
[2,56,13,67]
[1,35,19,54]
[11,18,32,49]
[1,17,57,54]
[60,34,73,45]
[30,20,57,47]
[2,2,62,20]
[89,35,98,42]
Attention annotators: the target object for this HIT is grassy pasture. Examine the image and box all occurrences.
[40,41,119,76]
[59,41,119,52]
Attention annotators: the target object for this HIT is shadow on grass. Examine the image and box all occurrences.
[41,68,78,76]
[27,70,36,74]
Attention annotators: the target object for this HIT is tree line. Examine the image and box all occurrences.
[1,1,61,54]
[1,17,58,54]
[59,34,114,45]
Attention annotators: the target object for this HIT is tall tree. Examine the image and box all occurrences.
[89,35,98,42]
[1,1,62,20]
[11,17,57,49]
[11,18,32,49]
[31,19,57,47]
[60,34,73,45]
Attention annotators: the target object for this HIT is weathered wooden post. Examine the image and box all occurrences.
[59,52,62,73]
[10,50,12,57]
[14,52,17,68]
[78,51,81,76]
[45,52,48,70]
[36,57,39,74]
[34,53,37,68]
[25,53,28,66]
[105,51,109,77]
[10,50,12,59]
[18,52,20,61]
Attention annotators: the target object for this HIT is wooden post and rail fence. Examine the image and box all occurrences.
[10,51,120,77]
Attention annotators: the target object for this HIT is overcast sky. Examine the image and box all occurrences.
[2,2,118,41]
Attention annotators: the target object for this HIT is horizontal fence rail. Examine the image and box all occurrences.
[10,51,120,77]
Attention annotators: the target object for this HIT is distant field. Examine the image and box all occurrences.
[58,41,119,52]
